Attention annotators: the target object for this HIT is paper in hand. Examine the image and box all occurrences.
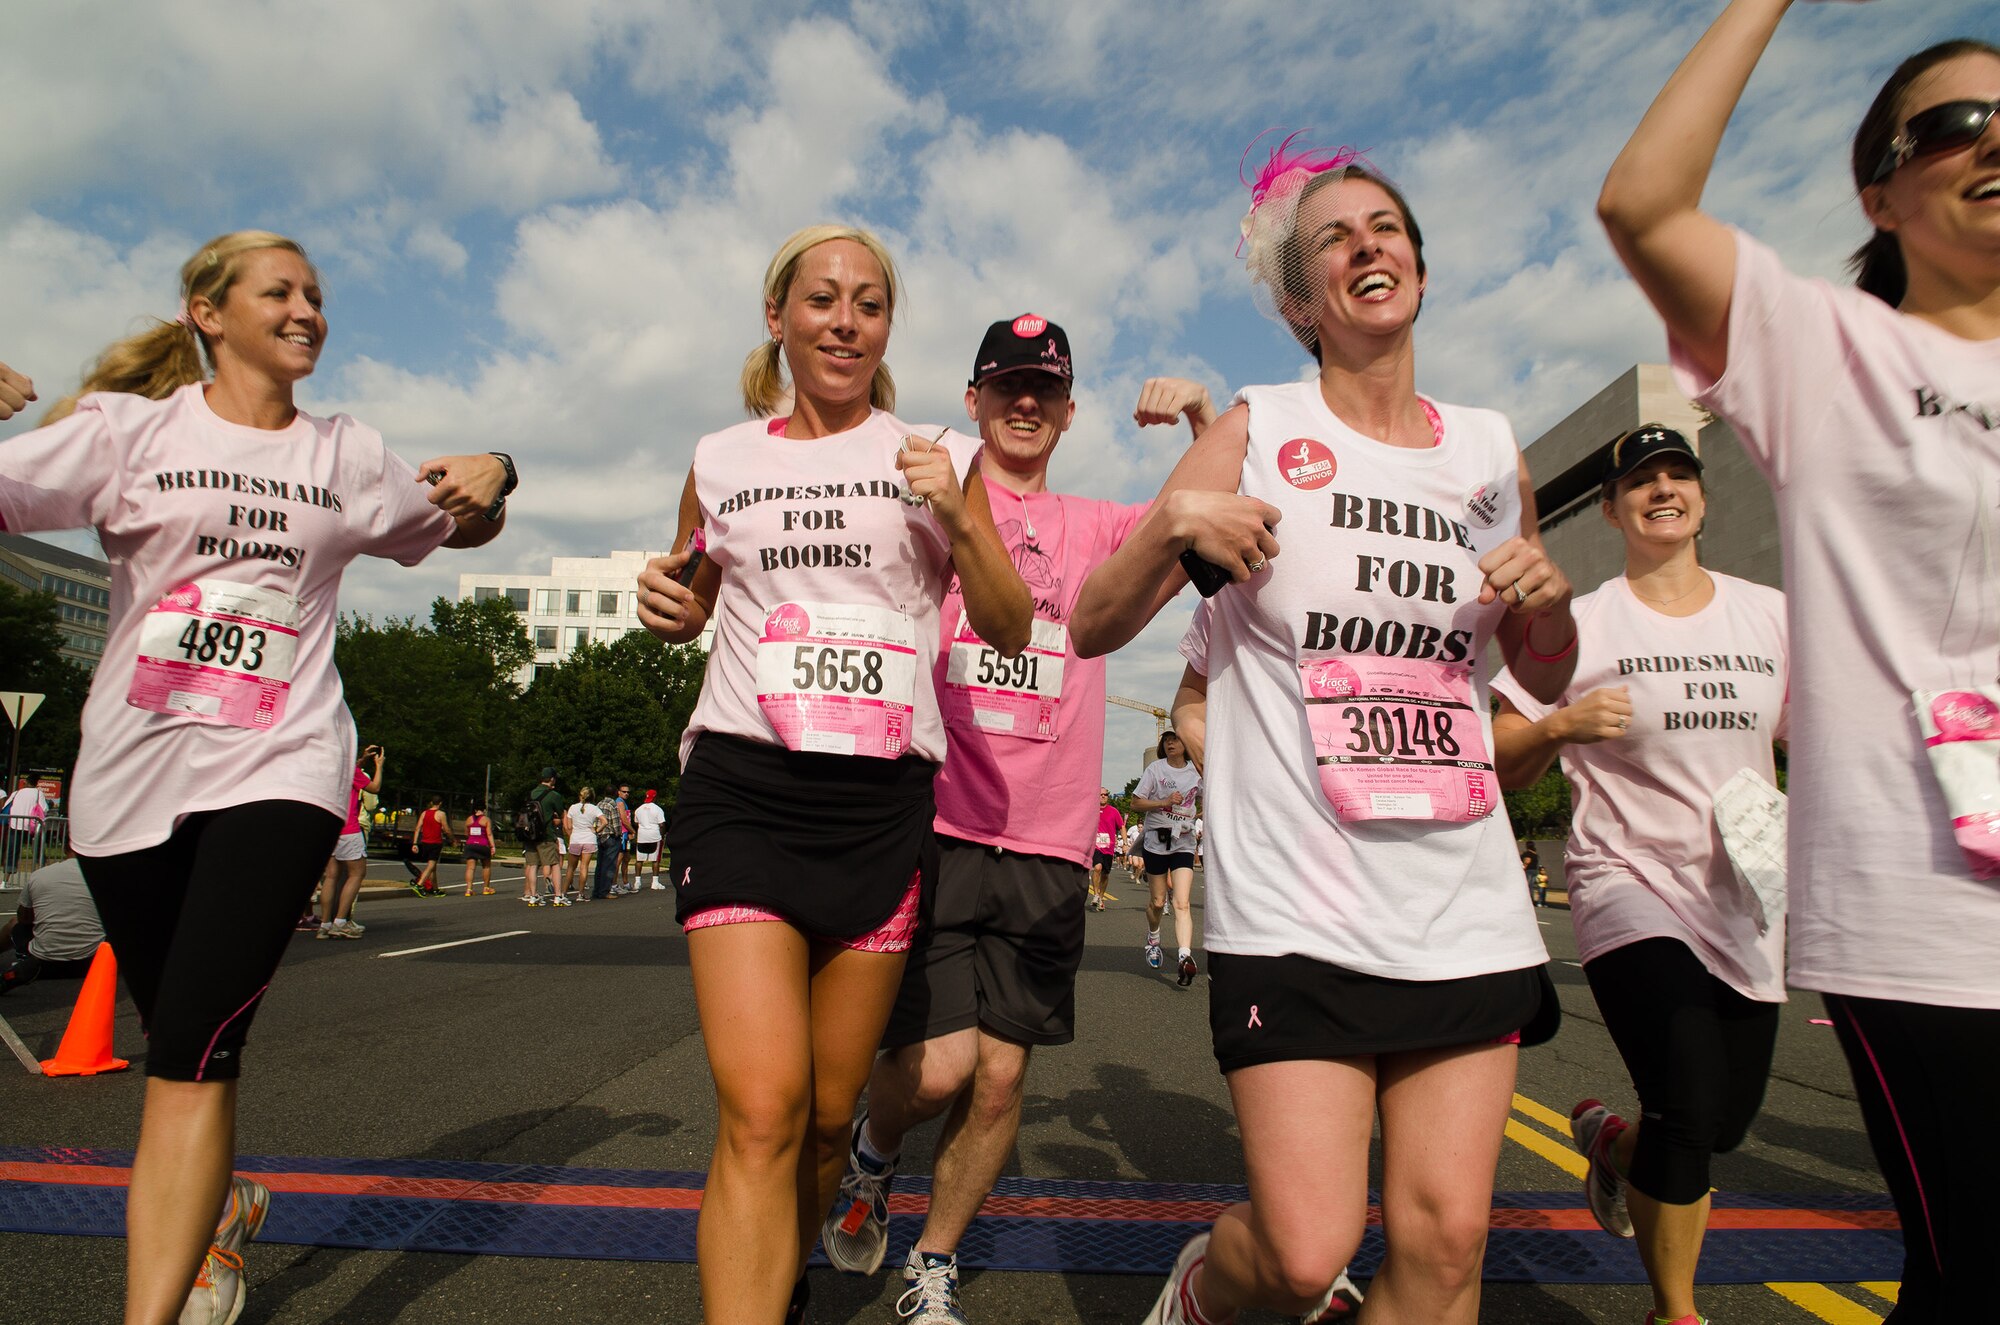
[1714,769,1788,936]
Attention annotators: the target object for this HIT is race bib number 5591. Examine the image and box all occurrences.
[127,580,300,728]
[755,602,919,758]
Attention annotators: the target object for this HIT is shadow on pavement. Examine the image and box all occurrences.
[247,1105,683,1324]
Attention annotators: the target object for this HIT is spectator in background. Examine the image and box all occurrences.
[462,805,495,896]
[0,856,103,994]
[410,797,454,896]
[521,768,563,904]
[560,786,601,906]
[632,790,667,891]
[592,784,626,900]
[3,776,49,877]
[616,783,640,893]
[317,744,383,939]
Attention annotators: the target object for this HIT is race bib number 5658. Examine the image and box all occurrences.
[128,580,300,728]
[755,602,918,758]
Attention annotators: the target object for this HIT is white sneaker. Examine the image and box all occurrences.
[1569,1099,1634,1238]
[1298,1267,1364,1321]
[180,1176,269,1325]
[1141,1233,1216,1325]
[820,1118,894,1274]
[896,1248,966,1323]
[650,880,666,890]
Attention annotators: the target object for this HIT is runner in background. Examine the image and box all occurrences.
[1132,731,1202,985]
[318,742,383,938]
[636,225,1029,1323]
[1072,133,1573,1325]
[410,797,453,896]
[0,229,511,1325]
[1124,821,1144,880]
[1088,787,1124,911]
[1492,423,1789,1325]
[1600,6,2000,1317]
[819,327,1207,1321]
[461,804,495,895]
[632,789,667,890]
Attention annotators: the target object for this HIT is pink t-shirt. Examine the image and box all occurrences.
[1094,804,1126,856]
[342,765,371,836]
[681,411,982,767]
[931,489,1147,866]
[1491,574,1789,1001]
[0,385,453,854]
[1672,230,2000,1008]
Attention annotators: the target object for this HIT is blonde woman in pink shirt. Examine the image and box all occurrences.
[0,231,511,1325]
[635,224,1029,1323]
[1492,423,1788,1325]
[1601,4,2000,1319]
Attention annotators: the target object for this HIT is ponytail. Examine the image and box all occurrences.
[1848,230,1908,309]
[740,339,786,417]
[869,363,896,415]
[42,319,205,425]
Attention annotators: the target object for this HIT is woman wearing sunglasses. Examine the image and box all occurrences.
[1600,5,1999,1320]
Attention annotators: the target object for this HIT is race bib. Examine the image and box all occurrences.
[1914,687,2000,879]
[1299,654,1497,822]
[1094,831,1113,851]
[127,580,300,729]
[756,602,919,758]
[942,614,1067,741]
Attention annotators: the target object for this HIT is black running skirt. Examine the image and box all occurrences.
[669,733,939,940]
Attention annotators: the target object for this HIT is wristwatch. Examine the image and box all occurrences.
[484,452,519,522]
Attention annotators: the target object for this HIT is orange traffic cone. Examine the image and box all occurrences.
[40,942,130,1077]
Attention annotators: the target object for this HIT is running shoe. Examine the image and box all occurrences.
[1569,1099,1634,1238]
[1177,954,1198,988]
[896,1249,966,1324]
[405,880,427,898]
[1297,1267,1364,1322]
[344,920,365,935]
[1141,1233,1214,1325]
[481,887,495,895]
[1145,939,1162,970]
[821,1118,895,1274]
[650,880,667,891]
[182,1176,269,1325]
[328,923,363,940]
[552,895,572,907]
[294,914,320,932]
[314,925,334,940]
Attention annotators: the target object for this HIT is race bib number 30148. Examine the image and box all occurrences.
[755,601,919,758]
[128,580,301,728]
[1299,654,1497,823]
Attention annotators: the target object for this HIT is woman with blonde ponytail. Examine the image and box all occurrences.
[637,223,1028,1322]
[0,230,518,1325]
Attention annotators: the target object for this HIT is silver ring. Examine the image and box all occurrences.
[1247,557,1266,573]
[1618,717,1628,729]
[1512,582,1527,604]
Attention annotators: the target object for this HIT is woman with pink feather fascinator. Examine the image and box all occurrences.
[1073,131,1578,1325]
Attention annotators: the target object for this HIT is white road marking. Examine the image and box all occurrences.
[375,930,531,959]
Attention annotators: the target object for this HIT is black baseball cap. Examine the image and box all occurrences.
[1602,423,1702,484]
[970,314,1074,387]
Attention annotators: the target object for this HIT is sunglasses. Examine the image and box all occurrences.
[1869,98,2000,185]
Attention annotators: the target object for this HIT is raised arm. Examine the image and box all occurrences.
[1476,453,1578,703]
[1599,0,1798,382]
[638,469,722,646]
[900,437,1032,657]
[0,362,36,423]
[1133,377,1218,441]
[1071,405,1281,658]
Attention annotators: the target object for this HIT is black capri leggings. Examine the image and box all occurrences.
[1825,993,2000,1324]
[1583,937,1780,1205]
[78,800,341,1081]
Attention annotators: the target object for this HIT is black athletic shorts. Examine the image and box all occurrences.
[883,836,1087,1048]
[1092,850,1116,870]
[1142,849,1195,876]
[1207,951,1556,1073]
[464,846,492,861]
[78,800,341,1081]
[416,841,442,862]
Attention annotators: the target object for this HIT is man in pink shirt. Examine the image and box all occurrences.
[821,315,1213,1317]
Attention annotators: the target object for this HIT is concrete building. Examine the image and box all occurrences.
[457,550,712,687]
[1524,364,1780,595]
[0,532,112,673]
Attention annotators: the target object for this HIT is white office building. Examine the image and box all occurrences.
[457,550,710,687]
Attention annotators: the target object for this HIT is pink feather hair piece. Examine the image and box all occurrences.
[1236,129,1366,257]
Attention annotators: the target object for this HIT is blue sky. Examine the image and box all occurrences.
[2,0,1986,783]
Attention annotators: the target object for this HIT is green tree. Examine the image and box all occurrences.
[1502,767,1572,841]
[501,631,706,810]
[429,595,532,691]
[335,611,510,803]
[0,581,90,783]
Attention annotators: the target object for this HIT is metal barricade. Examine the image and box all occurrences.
[1,814,70,890]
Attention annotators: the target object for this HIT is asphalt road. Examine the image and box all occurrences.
[0,861,1897,1324]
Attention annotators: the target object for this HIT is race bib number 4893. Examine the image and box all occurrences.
[1299,654,1496,823]
[755,601,919,758]
[127,580,300,728]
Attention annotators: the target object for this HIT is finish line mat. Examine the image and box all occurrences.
[0,1146,1902,1283]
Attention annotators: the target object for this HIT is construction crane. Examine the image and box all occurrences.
[1106,693,1169,735]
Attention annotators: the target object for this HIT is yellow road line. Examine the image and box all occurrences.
[1512,1092,1574,1134]
[1767,1283,1883,1323]
[1857,1283,1899,1304]
[1503,1118,1587,1179]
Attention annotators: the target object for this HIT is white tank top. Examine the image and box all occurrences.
[681,411,982,767]
[1187,381,1548,979]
